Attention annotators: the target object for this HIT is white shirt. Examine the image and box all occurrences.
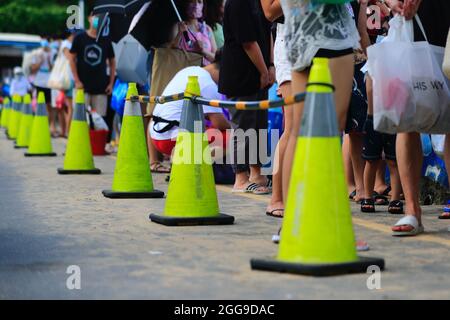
[10,76,31,96]
[150,66,223,140]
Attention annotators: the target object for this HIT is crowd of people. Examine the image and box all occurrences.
[1,0,449,239]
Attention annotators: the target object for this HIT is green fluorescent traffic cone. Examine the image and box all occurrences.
[251,58,384,276]
[150,76,234,226]
[25,92,57,157]
[15,94,34,149]
[0,97,11,129]
[57,89,101,174]
[102,83,164,198]
[7,95,22,140]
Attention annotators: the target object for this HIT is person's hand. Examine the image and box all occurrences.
[75,80,84,89]
[260,71,270,89]
[178,22,188,33]
[105,82,113,95]
[403,0,421,20]
[385,0,404,15]
[358,0,369,5]
[193,39,207,54]
[268,66,276,86]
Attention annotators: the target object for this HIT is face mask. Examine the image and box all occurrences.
[40,40,49,48]
[92,16,99,29]
[188,2,203,19]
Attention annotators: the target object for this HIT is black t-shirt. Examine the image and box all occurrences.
[413,0,450,47]
[219,0,271,97]
[70,32,115,94]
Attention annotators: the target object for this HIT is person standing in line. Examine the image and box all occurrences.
[68,10,116,130]
[219,0,274,194]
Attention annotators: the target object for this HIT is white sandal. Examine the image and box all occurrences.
[392,215,424,237]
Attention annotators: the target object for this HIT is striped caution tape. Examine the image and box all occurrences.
[129,93,185,104]
[129,92,306,110]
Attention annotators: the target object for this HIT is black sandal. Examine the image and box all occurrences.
[373,192,389,206]
[266,209,284,218]
[361,198,375,213]
[388,200,404,214]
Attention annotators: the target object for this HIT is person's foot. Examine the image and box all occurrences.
[249,175,269,187]
[150,162,171,173]
[232,181,270,195]
[266,201,284,218]
[392,214,423,234]
[374,185,391,197]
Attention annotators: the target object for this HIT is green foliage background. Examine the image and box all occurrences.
[0,0,94,36]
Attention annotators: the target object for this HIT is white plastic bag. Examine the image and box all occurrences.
[367,15,450,134]
[88,111,109,131]
[48,51,71,90]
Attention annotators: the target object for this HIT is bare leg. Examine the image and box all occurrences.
[47,104,56,135]
[374,160,389,194]
[363,160,379,200]
[349,133,365,202]
[267,82,292,215]
[281,71,308,202]
[386,159,401,201]
[249,165,268,186]
[328,54,354,132]
[57,108,66,137]
[343,134,356,196]
[392,132,423,232]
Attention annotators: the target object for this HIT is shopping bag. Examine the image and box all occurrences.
[367,15,450,134]
[48,52,71,90]
[148,48,202,115]
[111,79,128,117]
[443,27,450,79]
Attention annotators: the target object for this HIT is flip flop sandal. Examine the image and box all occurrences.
[392,215,424,237]
[388,200,404,215]
[151,162,171,174]
[232,182,270,195]
[361,198,376,213]
[266,208,284,218]
[438,201,450,219]
[373,192,389,206]
[349,189,356,200]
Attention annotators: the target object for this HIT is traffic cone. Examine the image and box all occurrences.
[102,83,164,198]
[149,76,234,226]
[15,94,33,149]
[7,95,22,140]
[57,89,101,174]
[0,97,10,129]
[251,58,384,276]
[25,92,57,157]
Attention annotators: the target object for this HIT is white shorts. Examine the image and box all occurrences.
[274,24,292,86]
[85,94,108,116]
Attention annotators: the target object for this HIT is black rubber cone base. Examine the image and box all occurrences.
[103,189,164,199]
[14,145,27,149]
[149,213,234,226]
[57,168,101,175]
[250,256,385,277]
[25,152,57,157]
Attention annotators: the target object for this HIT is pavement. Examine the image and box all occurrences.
[0,131,449,300]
